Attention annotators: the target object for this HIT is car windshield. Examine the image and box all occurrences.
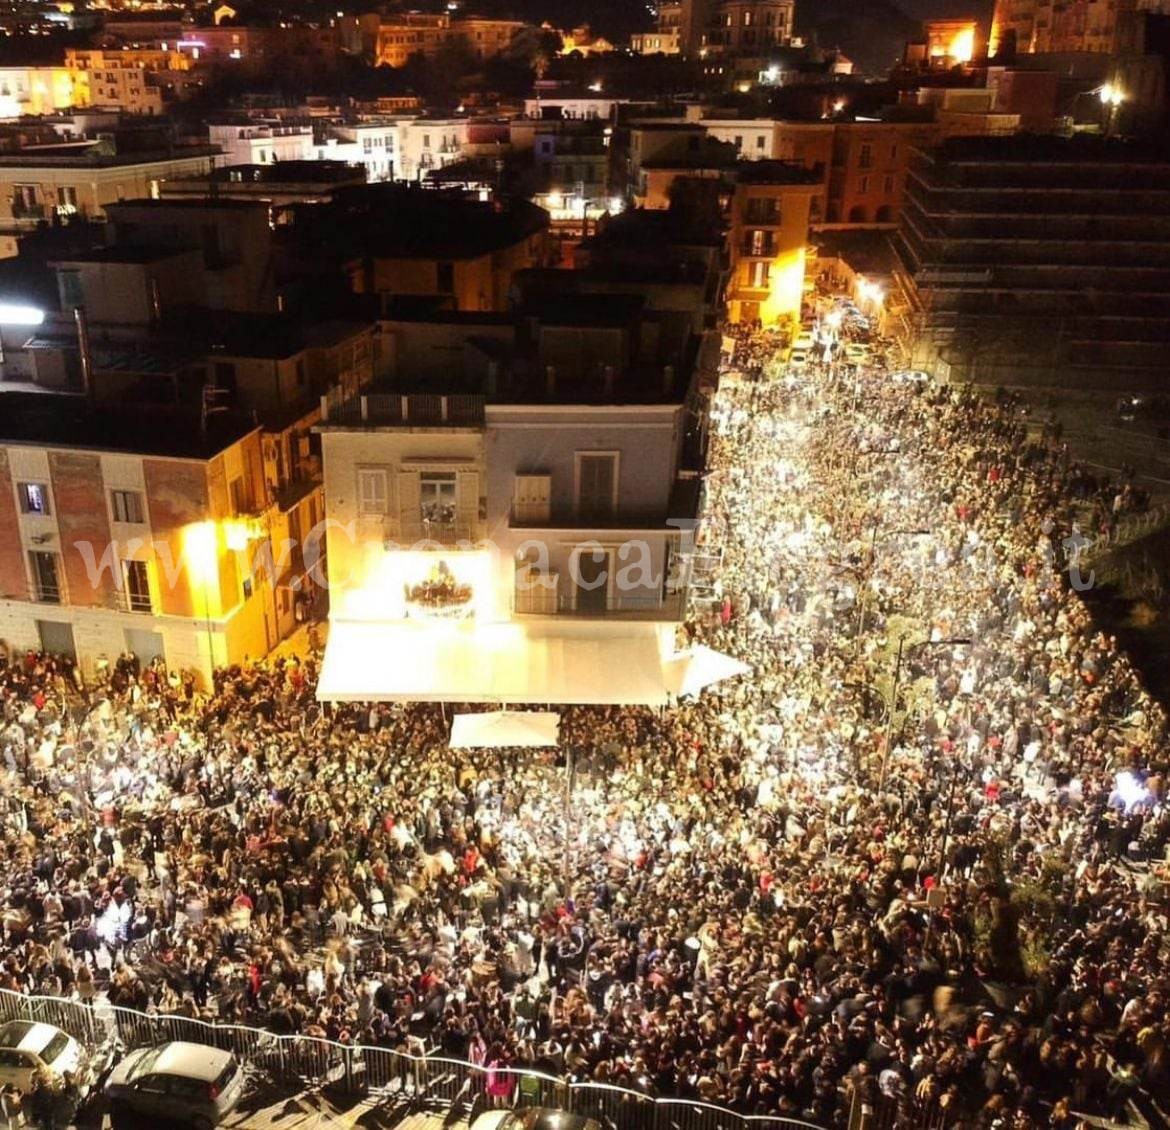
[129,1047,164,1081]
[39,1032,70,1065]
[0,1023,33,1050]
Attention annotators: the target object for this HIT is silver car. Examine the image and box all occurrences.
[106,1041,244,1129]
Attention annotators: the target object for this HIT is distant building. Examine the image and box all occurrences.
[375,13,527,67]
[893,135,1170,388]
[0,144,220,257]
[726,161,819,326]
[0,67,86,116]
[208,121,314,166]
[282,185,550,317]
[989,0,1170,55]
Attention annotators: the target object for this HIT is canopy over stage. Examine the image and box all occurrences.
[449,711,561,748]
[317,620,750,706]
[317,619,688,705]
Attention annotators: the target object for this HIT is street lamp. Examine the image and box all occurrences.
[854,525,931,637]
[879,636,972,787]
[1099,82,1124,136]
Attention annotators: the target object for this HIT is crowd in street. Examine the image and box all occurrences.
[0,317,1168,1130]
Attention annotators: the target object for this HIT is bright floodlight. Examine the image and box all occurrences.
[0,303,44,325]
[609,197,623,213]
[1115,771,1150,810]
[547,190,563,210]
[1099,83,1124,107]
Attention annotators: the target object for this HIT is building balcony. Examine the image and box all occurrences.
[509,506,682,532]
[394,517,481,545]
[513,587,687,620]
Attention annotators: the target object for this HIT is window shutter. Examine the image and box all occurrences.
[398,470,421,531]
[457,470,478,529]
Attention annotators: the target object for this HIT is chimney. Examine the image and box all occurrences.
[545,364,556,396]
[663,364,675,395]
[74,306,94,405]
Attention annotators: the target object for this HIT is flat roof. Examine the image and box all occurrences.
[0,146,220,169]
[51,244,194,265]
[0,392,258,459]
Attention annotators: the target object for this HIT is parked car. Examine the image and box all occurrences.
[890,369,931,385]
[0,1020,89,1095]
[792,330,816,352]
[471,1108,603,1130]
[105,1042,244,1129]
[789,348,810,368]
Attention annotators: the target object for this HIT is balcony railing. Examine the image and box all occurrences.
[33,581,62,604]
[392,518,479,546]
[740,238,776,257]
[321,392,486,427]
[513,588,687,620]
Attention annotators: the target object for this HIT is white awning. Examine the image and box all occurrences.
[662,644,751,698]
[449,711,561,748]
[316,619,676,705]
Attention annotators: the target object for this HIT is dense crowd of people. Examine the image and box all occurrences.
[0,310,1168,1130]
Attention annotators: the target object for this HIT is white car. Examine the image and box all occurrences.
[788,348,810,368]
[471,1109,602,1130]
[106,1041,244,1129]
[844,343,870,364]
[0,1020,89,1094]
[890,369,931,385]
[792,330,816,352]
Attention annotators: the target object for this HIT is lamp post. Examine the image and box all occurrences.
[854,524,931,638]
[878,636,972,788]
[1099,82,1124,137]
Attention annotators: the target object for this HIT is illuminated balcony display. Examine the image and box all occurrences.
[405,559,474,619]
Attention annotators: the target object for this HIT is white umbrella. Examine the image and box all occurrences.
[449,710,561,749]
[663,645,751,699]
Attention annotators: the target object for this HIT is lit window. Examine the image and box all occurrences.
[18,482,49,516]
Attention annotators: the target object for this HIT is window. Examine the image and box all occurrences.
[756,135,766,150]
[229,476,250,516]
[213,361,237,393]
[56,186,78,212]
[111,489,144,524]
[576,453,617,520]
[884,175,895,194]
[18,482,50,515]
[419,471,457,526]
[123,559,152,612]
[748,260,771,288]
[513,473,551,524]
[858,176,869,194]
[29,551,61,603]
[436,262,455,294]
[858,144,873,169]
[422,134,431,148]
[734,135,743,149]
[357,468,388,514]
[12,184,38,214]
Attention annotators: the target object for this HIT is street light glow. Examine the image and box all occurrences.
[0,303,44,325]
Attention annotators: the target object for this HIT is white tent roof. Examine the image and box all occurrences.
[449,711,560,748]
[663,644,751,698]
[316,619,676,705]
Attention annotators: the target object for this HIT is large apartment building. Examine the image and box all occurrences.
[892,135,1170,388]
[375,13,527,67]
[632,0,795,59]
[313,299,706,705]
[0,400,277,681]
[989,0,1170,56]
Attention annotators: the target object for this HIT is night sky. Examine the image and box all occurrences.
[898,0,995,19]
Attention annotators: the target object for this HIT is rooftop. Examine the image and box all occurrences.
[932,133,1170,166]
[50,244,194,266]
[735,160,823,186]
[285,185,548,261]
[0,146,220,169]
[0,391,258,458]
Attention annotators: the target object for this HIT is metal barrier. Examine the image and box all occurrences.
[0,988,830,1130]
